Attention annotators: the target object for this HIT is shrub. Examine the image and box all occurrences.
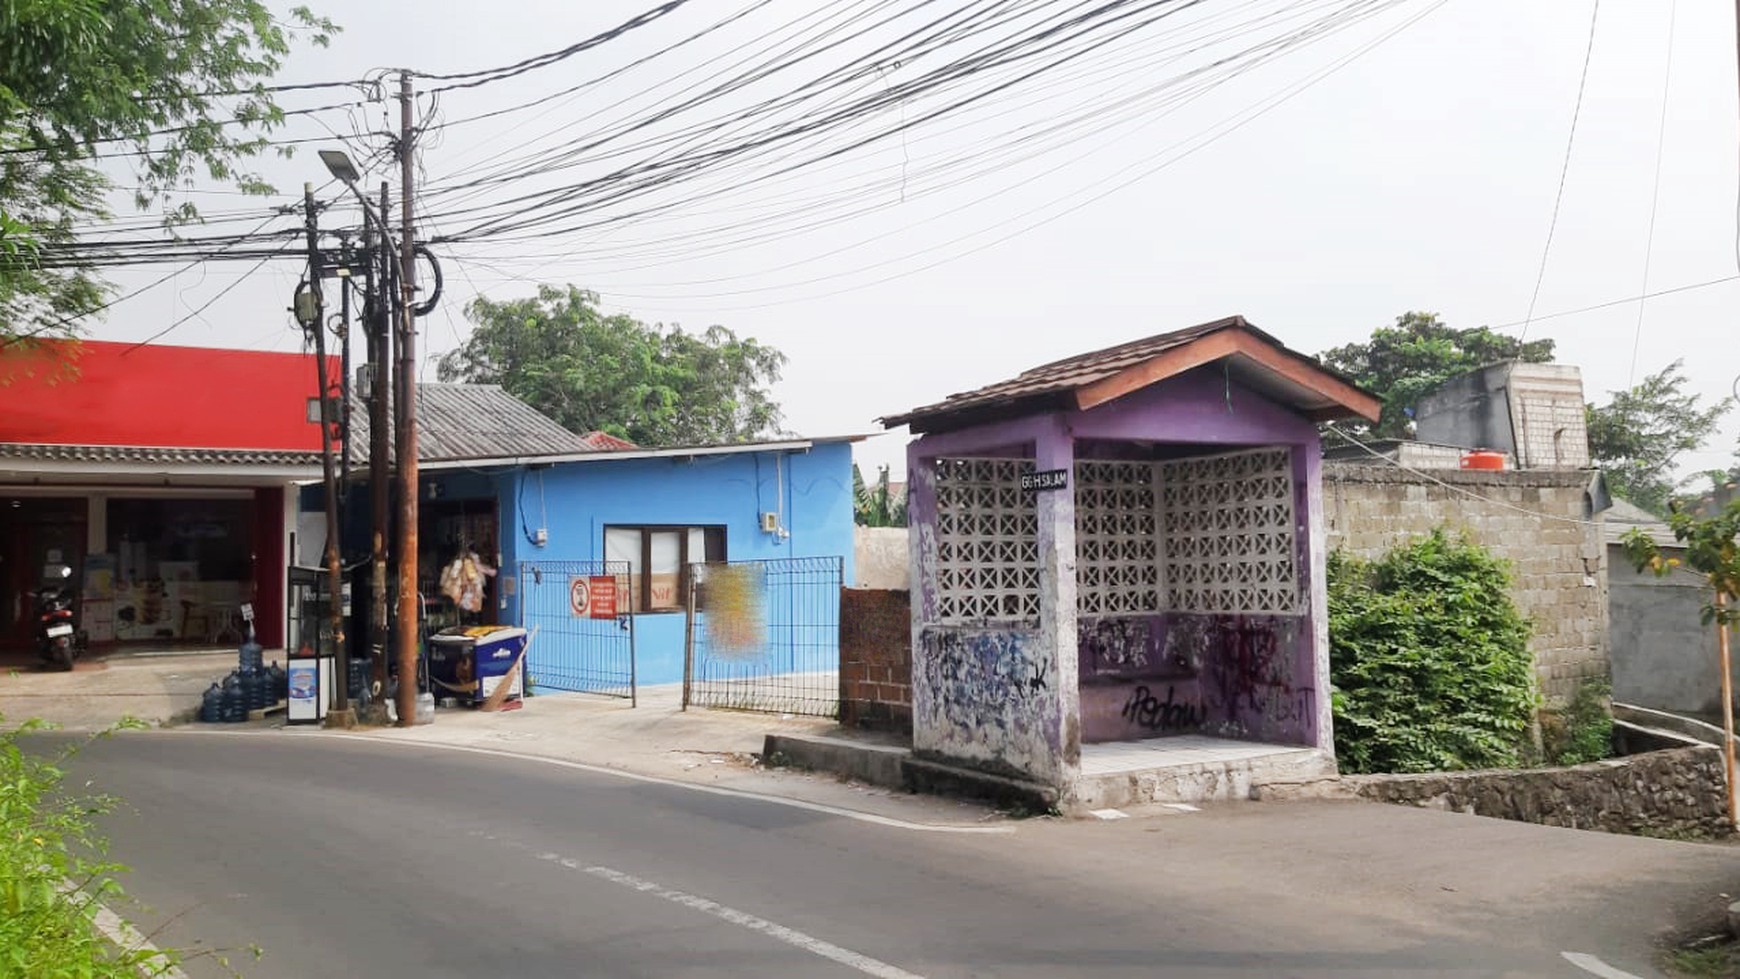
[1543,677,1614,766]
[0,715,182,979]
[1328,529,1539,774]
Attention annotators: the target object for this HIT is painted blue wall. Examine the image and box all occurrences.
[499,442,855,686]
[303,443,855,688]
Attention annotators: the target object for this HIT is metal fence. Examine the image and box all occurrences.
[518,560,636,703]
[684,555,842,718]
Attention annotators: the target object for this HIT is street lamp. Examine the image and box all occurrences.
[321,145,424,728]
[321,150,398,260]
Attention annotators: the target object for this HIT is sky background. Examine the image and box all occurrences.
[85,0,1740,482]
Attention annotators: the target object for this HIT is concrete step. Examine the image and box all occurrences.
[1068,748,1336,809]
[762,733,1059,813]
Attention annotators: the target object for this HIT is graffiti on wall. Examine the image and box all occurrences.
[1189,614,1315,743]
[1080,616,1152,675]
[1119,684,1203,732]
[917,626,1060,778]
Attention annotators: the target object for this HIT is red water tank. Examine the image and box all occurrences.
[1460,450,1506,471]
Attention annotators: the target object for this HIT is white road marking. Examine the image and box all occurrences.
[1162,803,1201,812]
[176,729,1013,834]
[537,853,927,979]
[1089,808,1129,820]
[67,880,189,979]
[1562,951,1646,978]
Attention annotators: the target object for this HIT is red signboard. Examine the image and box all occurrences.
[0,339,335,451]
[569,575,619,619]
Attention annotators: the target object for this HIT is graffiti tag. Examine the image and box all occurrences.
[1119,684,1203,732]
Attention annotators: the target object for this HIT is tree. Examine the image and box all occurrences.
[1586,361,1731,518]
[437,284,787,446]
[853,463,907,527]
[0,1,336,345]
[1317,312,1556,440]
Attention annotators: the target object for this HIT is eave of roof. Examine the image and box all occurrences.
[880,316,1380,433]
[0,442,322,466]
[416,434,870,472]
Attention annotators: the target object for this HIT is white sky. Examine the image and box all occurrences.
[86,0,1740,482]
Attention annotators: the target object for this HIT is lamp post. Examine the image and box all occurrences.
[322,145,422,727]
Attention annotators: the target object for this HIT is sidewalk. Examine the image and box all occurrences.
[0,647,240,731]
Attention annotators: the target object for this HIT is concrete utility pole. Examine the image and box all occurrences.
[394,70,422,727]
[304,183,351,725]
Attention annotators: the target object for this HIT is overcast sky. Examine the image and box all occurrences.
[88,0,1740,481]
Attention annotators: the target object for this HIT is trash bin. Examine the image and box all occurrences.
[427,626,526,707]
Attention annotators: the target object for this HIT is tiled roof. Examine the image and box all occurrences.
[0,443,321,466]
[348,383,593,465]
[580,430,638,451]
[880,316,1376,432]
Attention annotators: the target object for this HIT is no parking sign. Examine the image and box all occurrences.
[568,575,618,619]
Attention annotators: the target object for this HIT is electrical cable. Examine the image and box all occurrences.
[1519,0,1600,345]
[1629,0,1677,388]
[419,0,698,91]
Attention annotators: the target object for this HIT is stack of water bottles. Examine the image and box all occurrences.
[197,625,287,724]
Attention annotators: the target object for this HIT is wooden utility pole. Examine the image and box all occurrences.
[394,70,422,727]
[304,183,350,723]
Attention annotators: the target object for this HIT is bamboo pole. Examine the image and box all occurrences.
[1719,592,1736,832]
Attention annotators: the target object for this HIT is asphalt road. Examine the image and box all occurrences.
[55,731,1740,978]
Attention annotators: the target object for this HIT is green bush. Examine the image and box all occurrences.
[1328,529,1539,774]
[1543,677,1614,766]
[0,715,182,979]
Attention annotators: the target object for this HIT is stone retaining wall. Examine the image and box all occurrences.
[1346,745,1729,838]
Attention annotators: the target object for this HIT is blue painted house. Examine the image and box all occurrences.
[308,384,858,693]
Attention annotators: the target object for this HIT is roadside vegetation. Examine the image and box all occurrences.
[0,714,206,978]
[1327,529,1540,774]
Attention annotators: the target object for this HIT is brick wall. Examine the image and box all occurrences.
[840,588,913,735]
[1323,463,1608,703]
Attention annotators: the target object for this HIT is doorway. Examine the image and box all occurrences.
[0,497,87,650]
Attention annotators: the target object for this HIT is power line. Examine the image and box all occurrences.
[1629,0,1677,387]
[1519,0,1601,345]
[419,0,698,91]
[118,246,290,354]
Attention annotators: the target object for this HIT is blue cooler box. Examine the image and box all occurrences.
[428,626,526,706]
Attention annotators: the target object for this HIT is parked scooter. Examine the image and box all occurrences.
[35,565,79,671]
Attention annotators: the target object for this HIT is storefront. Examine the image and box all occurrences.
[0,340,330,651]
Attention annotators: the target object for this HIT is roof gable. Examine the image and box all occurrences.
[880,316,1380,433]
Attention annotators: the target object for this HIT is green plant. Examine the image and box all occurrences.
[1667,944,1739,978]
[1544,677,1613,766]
[0,714,205,978]
[1328,529,1540,774]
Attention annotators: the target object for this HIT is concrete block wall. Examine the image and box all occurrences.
[1323,464,1608,703]
[840,588,913,735]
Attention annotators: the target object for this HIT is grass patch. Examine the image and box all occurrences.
[1667,943,1740,978]
[0,714,250,978]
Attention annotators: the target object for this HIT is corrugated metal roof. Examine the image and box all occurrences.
[0,443,321,466]
[879,316,1373,431]
[1604,498,1678,547]
[348,383,593,465]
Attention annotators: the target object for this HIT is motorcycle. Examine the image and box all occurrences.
[35,564,79,671]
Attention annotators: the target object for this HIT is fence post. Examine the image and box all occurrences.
[681,567,697,711]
